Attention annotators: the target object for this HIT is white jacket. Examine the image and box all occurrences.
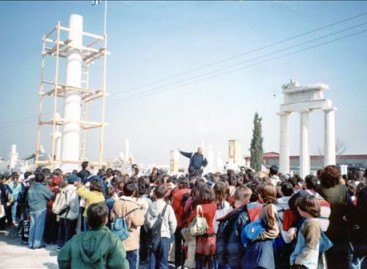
[145,199,177,239]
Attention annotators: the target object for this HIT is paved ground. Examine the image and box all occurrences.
[0,228,58,269]
[0,227,173,269]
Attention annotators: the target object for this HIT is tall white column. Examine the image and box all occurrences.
[299,110,310,178]
[279,112,290,175]
[61,14,83,172]
[324,108,336,166]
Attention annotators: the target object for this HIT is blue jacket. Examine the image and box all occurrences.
[216,205,250,268]
[179,151,208,174]
[27,182,55,212]
[290,219,320,269]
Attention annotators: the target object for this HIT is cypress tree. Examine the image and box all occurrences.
[250,113,264,172]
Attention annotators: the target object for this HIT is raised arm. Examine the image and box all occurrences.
[179,150,192,159]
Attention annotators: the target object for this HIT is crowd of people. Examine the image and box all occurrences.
[0,155,366,269]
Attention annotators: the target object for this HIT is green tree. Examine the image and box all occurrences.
[250,113,264,172]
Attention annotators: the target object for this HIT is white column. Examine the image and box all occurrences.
[279,112,290,175]
[299,110,310,179]
[170,149,179,175]
[324,108,336,166]
[61,14,83,172]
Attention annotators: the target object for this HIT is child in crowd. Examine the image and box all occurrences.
[243,182,279,269]
[58,202,129,269]
[290,195,322,269]
[216,185,252,269]
[145,184,177,269]
[213,180,232,234]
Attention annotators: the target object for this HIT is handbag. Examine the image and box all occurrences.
[189,205,208,236]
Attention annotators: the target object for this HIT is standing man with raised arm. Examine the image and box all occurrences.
[179,146,208,177]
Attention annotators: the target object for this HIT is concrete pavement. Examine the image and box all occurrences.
[0,228,58,269]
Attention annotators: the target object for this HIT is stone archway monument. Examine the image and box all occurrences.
[279,79,336,178]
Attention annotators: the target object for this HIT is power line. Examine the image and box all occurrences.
[103,23,367,105]
[105,28,367,104]
[108,11,367,97]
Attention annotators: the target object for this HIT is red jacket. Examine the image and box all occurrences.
[171,188,191,228]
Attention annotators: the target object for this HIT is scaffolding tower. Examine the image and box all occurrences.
[35,18,109,171]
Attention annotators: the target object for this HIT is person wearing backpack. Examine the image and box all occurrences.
[112,180,145,269]
[243,182,280,269]
[216,185,252,269]
[145,184,177,269]
[57,174,81,250]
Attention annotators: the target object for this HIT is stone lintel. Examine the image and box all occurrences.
[280,99,333,113]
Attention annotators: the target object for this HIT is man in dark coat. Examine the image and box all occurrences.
[179,147,208,177]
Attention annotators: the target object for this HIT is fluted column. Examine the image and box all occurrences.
[279,112,290,174]
[299,110,310,178]
[324,108,336,166]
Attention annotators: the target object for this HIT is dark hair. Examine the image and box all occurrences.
[87,202,108,228]
[280,181,294,197]
[213,180,229,204]
[196,183,215,204]
[123,180,138,197]
[82,161,89,170]
[269,165,278,176]
[106,186,115,199]
[178,177,189,189]
[305,175,318,190]
[89,179,102,192]
[257,183,277,204]
[35,172,45,183]
[24,171,32,180]
[154,184,167,199]
[288,176,298,188]
[137,176,149,196]
[296,194,320,218]
[53,168,63,177]
[228,175,237,187]
[320,165,340,188]
[246,179,261,202]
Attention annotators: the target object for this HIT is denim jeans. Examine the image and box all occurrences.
[127,249,139,269]
[58,218,77,248]
[28,209,47,248]
[150,237,170,269]
[11,201,18,223]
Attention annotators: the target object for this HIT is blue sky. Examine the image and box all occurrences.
[1,1,367,168]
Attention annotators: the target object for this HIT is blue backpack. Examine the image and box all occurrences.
[240,219,266,247]
[112,207,139,240]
